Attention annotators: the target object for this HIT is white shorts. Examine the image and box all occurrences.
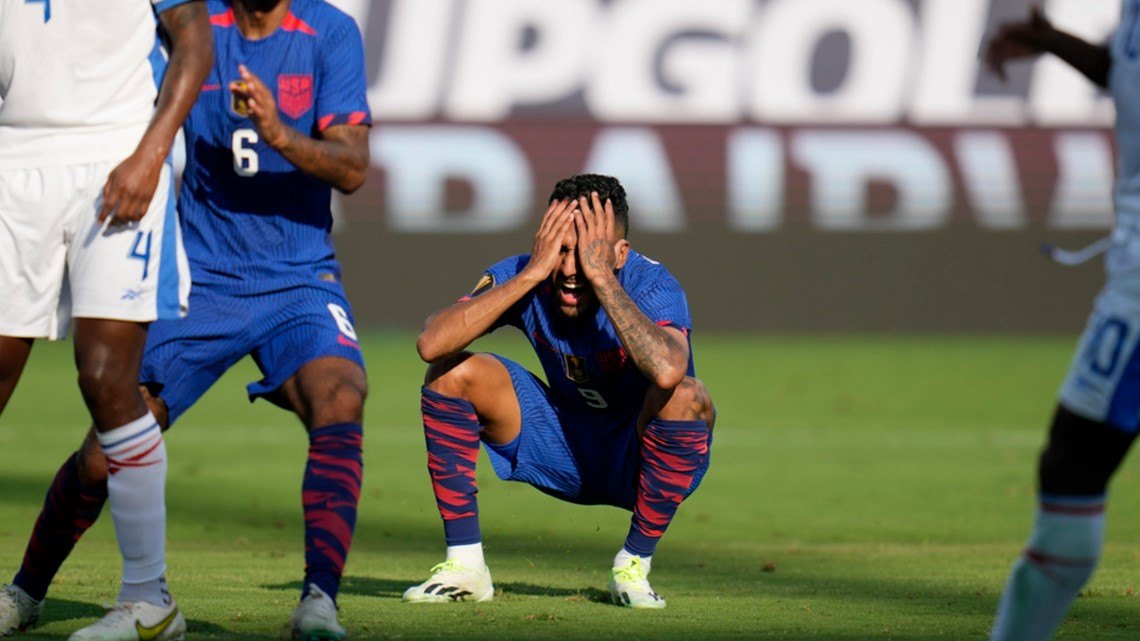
[0,160,190,340]
[1059,234,1140,432]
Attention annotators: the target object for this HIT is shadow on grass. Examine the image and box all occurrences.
[30,598,278,641]
[263,577,611,604]
[494,583,610,603]
[181,618,279,640]
[36,597,105,626]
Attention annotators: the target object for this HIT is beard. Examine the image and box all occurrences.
[238,0,284,13]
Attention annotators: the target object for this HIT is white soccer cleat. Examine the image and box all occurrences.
[609,557,666,609]
[402,560,494,603]
[68,600,185,641]
[0,584,44,635]
[291,585,346,641]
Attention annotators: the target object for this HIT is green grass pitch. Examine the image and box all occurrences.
[2,333,1139,640]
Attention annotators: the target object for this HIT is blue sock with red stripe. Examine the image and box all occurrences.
[302,422,363,603]
[14,452,107,601]
[990,494,1105,641]
[421,387,483,546]
[624,419,709,557]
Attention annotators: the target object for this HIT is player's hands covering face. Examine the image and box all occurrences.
[231,65,289,149]
[525,197,576,281]
[574,192,621,286]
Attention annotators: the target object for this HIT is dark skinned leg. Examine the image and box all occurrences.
[9,347,169,605]
[991,404,1138,641]
[72,318,149,431]
[266,356,366,602]
[0,336,34,416]
[73,317,170,602]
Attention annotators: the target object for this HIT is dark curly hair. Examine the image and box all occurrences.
[548,174,630,237]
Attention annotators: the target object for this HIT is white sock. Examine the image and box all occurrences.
[97,412,169,605]
[446,542,485,569]
[990,497,1105,641]
[614,548,651,573]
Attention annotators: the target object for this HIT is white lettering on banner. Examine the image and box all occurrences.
[373,126,533,232]
[364,0,1117,127]
[791,130,951,230]
[583,128,685,231]
[1049,132,1115,228]
[364,125,1115,233]
[748,0,915,124]
[368,0,456,120]
[586,0,751,123]
[445,0,595,121]
[910,0,1025,125]
[954,131,1025,229]
[727,128,785,232]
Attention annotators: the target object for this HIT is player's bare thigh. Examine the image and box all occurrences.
[0,337,34,415]
[424,351,521,445]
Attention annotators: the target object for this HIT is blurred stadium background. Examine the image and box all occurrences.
[326,0,1113,334]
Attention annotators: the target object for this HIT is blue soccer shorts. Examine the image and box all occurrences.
[140,280,365,426]
[483,355,710,510]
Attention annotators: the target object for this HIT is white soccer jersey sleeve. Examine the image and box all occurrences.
[0,0,194,167]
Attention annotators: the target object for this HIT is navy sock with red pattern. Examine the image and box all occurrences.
[421,387,483,546]
[302,422,363,603]
[14,452,107,601]
[624,419,709,557]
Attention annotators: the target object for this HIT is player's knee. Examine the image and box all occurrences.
[1038,405,1138,495]
[315,375,368,425]
[285,359,368,428]
[424,351,493,397]
[657,377,715,424]
[75,366,116,406]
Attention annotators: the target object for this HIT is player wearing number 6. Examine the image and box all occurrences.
[404,174,715,609]
[0,1,370,640]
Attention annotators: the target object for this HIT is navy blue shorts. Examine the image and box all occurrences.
[484,356,710,510]
[140,281,365,426]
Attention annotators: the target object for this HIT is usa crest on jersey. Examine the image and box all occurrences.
[278,74,313,119]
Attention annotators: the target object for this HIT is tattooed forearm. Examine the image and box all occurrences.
[273,124,369,193]
[594,278,688,389]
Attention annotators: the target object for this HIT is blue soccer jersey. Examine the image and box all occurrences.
[179,0,371,292]
[471,249,696,428]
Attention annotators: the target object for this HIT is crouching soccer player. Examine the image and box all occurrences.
[0,0,371,639]
[403,174,715,609]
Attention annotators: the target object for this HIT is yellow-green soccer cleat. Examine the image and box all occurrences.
[402,560,494,603]
[609,557,666,609]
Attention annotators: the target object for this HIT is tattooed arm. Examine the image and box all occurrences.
[417,198,578,362]
[229,64,369,193]
[574,193,690,391]
[98,0,213,224]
